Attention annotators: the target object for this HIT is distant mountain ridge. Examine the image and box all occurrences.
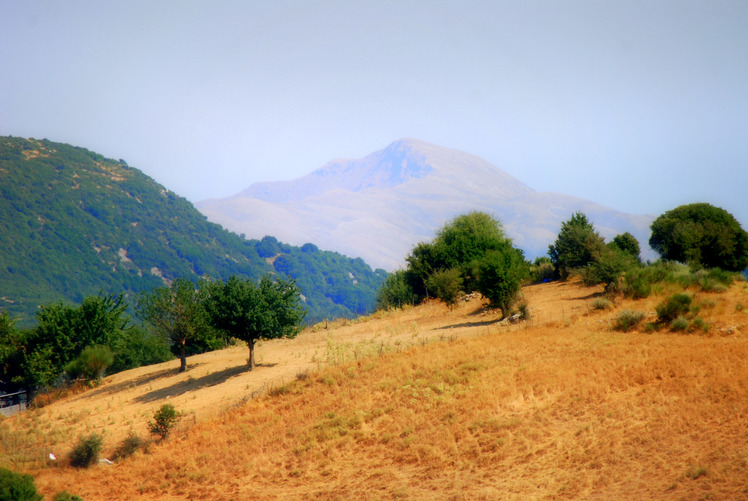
[0,137,385,326]
[198,139,655,270]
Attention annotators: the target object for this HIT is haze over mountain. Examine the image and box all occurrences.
[198,139,655,270]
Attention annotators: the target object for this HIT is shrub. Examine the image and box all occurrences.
[691,317,709,333]
[425,268,463,307]
[376,270,417,310]
[584,245,640,292]
[656,293,693,324]
[0,467,42,501]
[591,298,612,311]
[614,310,645,332]
[112,431,144,461]
[53,492,84,501]
[148,404,182,439]
[64,345,114,382]
[69,433,103,468]
[529,257,554,283]
[670,316,690,332]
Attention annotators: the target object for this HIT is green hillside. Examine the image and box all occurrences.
[0,137,386,327]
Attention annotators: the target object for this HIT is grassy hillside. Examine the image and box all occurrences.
[0,137,385,326]
[3,279,747,500]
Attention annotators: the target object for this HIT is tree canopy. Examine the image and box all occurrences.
[136,279,212,373]
[649,203,748,271]
[380,211,528,317]
[205,275,306,370]
[548,212,605,279]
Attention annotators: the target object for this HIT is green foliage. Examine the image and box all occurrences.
[614,310,645,332]
[670,316,690,332]
[474,248,528,316]
[69,433,103,468]
[649,203,748,271]
[205,275,306,370]
[610,232,641,260]
[548,212,606,279]
[107,325,173,374]
[583,245,641,293]
[0,467,42,501]
[64,345,114,381]
[136,278,214,373]
[53,492,84,501]
[529,257,554,283]
[399,211,526,308]
[5,293,129,390]
[425,269,463,307]
[656,293,693,324]
[376,270,417,310]
[269,246,387,324]
[148,404,181,439]
[112,431,144,461]
[0,136,384,329]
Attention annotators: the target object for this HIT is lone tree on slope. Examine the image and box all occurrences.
[205,275,306,370]
[649,203,748,271]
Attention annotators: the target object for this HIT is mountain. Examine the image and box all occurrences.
[198,139,655,270]
[0,137,385,327]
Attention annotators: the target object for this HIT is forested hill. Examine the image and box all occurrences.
[0,137,387,327]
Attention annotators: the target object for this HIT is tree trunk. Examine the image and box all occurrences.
[179,341,187,373]
[248,339,255,371]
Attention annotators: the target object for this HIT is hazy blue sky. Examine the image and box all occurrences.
[2,1,747,226]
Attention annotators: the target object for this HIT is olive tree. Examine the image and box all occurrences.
[136,278,211,373]
[205,275,306,370]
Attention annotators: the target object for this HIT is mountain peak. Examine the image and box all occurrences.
[232,138,531,203]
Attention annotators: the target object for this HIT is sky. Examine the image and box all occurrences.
[2,0,747,226]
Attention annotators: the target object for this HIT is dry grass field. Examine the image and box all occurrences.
[3,279,748,500]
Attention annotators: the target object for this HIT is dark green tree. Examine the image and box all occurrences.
[404,211,516,299]
[136,278,212,373]
[205,275,306,370]
[548,212,605,279]
[474,246,528,316]
[649,203,748,271]
[610,232,641,261]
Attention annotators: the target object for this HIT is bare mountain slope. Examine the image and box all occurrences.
[198,139,654,270]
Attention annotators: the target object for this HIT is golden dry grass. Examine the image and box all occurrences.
[4,279,748,500]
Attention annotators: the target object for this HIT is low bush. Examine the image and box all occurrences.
[148,404,182,439]
[670,316,690,332]
[529,257,554,283]
[113,431,144,461]
[69,433,103,468]
[614,310,645,332]
[0,467,42,501]
[590,297,612,311]
[64,345,114,382]
[691,317,709,333]
[656,293,693,324]
[53,492,84,501]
